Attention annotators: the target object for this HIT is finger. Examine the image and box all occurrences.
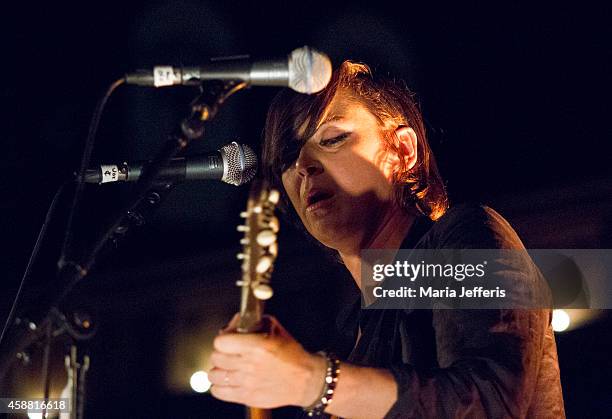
[210,381,244,403]
[213,333,270,355]
[219,313,241,334]
[209,350,244,370]
[208,367,240,387]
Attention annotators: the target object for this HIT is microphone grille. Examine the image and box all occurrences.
[221,142,258,186]
[288,46,332,94]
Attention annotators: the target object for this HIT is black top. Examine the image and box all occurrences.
[330,204,565,418]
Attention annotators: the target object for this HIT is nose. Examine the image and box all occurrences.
[295,146,323,178]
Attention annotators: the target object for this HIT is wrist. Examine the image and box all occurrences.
[302,352,341,416]
[300,352,328,407]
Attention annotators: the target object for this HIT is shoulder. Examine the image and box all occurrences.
[417,203,527,250]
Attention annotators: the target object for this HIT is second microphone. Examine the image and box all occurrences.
[84,142,257,186]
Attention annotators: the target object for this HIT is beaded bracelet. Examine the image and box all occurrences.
[303,351,341,416]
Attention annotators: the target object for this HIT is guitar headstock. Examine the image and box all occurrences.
[236,179,280,333]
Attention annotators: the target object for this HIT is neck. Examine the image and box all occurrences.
[338,208,416,289]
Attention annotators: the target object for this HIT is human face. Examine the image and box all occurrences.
[280,91,400,251]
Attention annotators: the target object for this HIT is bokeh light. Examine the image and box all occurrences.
[552,309,571,332]
[190,370,211,393]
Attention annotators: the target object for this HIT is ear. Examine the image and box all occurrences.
[394,126,418,171]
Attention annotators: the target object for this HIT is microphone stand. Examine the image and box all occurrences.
[59,338,91,419]
[0,81,249,399]
[41,308,95,419]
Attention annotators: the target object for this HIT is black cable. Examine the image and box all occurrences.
[0,180,69,349]
[59,78,125,268]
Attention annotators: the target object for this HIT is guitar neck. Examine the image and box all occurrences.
[236,180,279,419]
[238,285,264,333]
[246,407,272,419]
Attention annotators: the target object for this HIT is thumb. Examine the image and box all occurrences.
[262,315,293,339]
[219,313,241,334]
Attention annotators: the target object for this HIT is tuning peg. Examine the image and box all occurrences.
[240,238,249,245]
[236,280,246,286]
[268,241,278,257]
[236,253,248,260]
[237,225,249,232]
[256,255,273,273]
[240,211,248,218]
[256,230,276,247]
[253,206,262,214]
[268,189,280,204]
[252,283,274,300]
[269,217,279,233]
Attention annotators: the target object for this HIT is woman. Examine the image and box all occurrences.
[209,61,565,418]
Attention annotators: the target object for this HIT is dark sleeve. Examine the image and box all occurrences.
[384,205,559,418]
[385,309,550,418]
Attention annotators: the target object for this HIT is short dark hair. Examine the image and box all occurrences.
[262,60,448,228]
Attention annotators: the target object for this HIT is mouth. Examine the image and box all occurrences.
[305,190,334,212]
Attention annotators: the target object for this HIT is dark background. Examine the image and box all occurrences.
[1,1,611,417]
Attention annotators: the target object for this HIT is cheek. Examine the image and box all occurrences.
[335,137,395,186]
[281,172,300,210]
[330,156,394,196]
[363,140,396,181]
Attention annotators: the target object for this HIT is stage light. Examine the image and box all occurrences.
[190,370,212,393]
[552,309,571,332]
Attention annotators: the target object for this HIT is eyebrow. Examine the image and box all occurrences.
[319,115,345,126]
[313,115,346,136]
[300,115,345,144]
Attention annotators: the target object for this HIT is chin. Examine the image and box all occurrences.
[308,223,360,251]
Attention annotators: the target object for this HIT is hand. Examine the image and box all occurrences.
[209,315,326,409]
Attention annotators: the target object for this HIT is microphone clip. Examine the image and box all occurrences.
[182,80,249,140]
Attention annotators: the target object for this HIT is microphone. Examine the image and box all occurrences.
[125,46,332,94]
[84,142,257,186]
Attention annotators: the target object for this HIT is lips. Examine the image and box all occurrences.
[305,189,334,212]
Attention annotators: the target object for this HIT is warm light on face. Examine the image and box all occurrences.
[190,370,212,393]
[552,309,571,332]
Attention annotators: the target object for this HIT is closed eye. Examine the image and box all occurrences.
[319,132,351,147]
